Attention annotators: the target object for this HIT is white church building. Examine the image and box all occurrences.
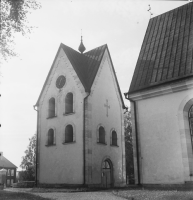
[34,38,126,187]
[125,2,193,186]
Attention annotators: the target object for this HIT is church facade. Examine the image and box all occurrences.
[34,40,126,187]
[125,2,193,185]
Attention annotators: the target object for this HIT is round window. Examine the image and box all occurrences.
[56,75,66,89]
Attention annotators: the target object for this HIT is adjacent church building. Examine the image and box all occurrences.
[34,38,126,187]
[125,2,193,185]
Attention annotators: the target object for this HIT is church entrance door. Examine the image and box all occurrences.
[101,159,113,188]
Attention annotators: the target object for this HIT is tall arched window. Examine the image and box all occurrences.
[112,131,117,146]
[189,105,193,148]
[65,125,73,143]
[47,129,54,145]
[48,98,55,118]
[99,126,105,144]
[65,93,73,114]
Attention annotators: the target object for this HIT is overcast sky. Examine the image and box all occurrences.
[0,0,188,170]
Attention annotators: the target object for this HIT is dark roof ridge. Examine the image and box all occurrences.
[84,44,107,55]
[150,2,191,21]
[61,43,80,54]
[61,43,107,56]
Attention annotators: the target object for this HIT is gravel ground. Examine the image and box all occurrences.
[115,189,193,200]
[34,191,126,200]
[4,188,193,200]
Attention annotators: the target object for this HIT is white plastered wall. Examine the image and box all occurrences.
[85,49,126,186]
[135,88,193,184]
[37,48,86,184]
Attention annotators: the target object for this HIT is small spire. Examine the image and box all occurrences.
[78,30,86,54]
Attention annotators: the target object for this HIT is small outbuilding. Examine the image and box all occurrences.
[0,152,17,186]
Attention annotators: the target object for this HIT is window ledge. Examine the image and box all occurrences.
[63,141,76,145]
[63,112,75,116]
[47,116,57,119]
[45,144,56,147]
[110,144,119,147]
[97,142,107,145]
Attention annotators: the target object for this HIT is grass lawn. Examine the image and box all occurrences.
[0,190,51,200]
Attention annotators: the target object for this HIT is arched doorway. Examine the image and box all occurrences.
[101,159,113,188]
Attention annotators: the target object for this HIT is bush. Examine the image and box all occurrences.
[12,181,35,188]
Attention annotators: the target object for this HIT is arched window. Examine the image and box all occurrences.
[65,93,73,114]
[48,98,55,118]
[102,159,111,169]
[112,131,117,146]
[179,98,193,181]
[189,105,193,148]
[99,126,105,144]
[47,129,55,145]
[65,125,73,143]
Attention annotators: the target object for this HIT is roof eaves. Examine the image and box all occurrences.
[127,74,193,95]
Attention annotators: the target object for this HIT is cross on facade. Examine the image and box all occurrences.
[104,99,110,117]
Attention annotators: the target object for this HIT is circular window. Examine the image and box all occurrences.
[56,75,66,89]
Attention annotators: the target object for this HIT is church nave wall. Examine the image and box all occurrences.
[135,87,193,184]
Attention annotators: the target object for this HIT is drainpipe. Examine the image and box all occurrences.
[33,105,38,187]
[124,93,141,185]
[83,93,90,186]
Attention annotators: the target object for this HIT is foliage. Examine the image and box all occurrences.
[20,133,36,181]
[1,0,41,61]
[124,109,134,184]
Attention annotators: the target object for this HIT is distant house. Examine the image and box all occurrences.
[0,152,17,186]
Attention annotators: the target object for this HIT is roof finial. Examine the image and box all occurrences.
[78,29,86,54]
[147,5,153,19]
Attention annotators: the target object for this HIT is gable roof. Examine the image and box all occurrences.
[35,43,125,108]
[61,43,107,93]
[128,2,193,95]
[0,156,17,168]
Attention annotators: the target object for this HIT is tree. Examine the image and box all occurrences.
[124,109,134,184]
[1,0,41,61]
[20,133,36,181]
